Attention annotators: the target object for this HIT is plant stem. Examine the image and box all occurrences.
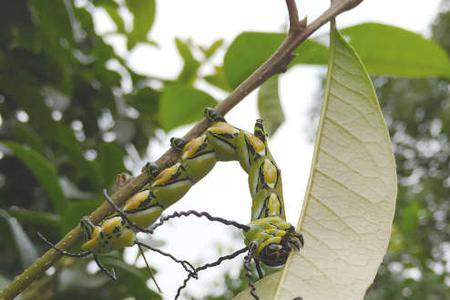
[0,0,363,298]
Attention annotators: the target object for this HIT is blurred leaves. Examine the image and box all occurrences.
[341,22,450,78]
[126,0,156,49]
[0,142,67,214]
[257,75,285,136]
[176,38,201,84]
[159,85,217,131]
[224,23,450,88]
[224,33,327,88]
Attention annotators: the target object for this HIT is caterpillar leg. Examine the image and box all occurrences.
[143,161,161,179]
[171,137,188,151]
[204,107,226,123]
[254,258,264,279]
[93,254,117,280]
[254,119,267,143]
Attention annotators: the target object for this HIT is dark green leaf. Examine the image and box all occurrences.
[0,142,68,214]
[97,142,126,186]
[0,210,38,268]
[7,207,60,229]
[176,38,201,84]
[61,201,101,234]
[159,85,217,131]
[257,75,285,136]
[224,32,327,87]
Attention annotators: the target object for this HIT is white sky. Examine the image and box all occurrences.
[92,0,443,298]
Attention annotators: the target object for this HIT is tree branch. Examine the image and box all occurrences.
[286,0,306,34]
[0,0,364,298]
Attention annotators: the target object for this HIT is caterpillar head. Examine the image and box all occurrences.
[245,217,304,267]
[259,226,304,267]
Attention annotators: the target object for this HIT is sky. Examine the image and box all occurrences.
[92,0,444,298]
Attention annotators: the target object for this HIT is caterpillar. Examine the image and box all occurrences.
[39,108,303,298]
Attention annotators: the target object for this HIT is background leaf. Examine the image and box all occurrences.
[341,22,450,78]
[126,0,156,48]
[0,142,68,214]
[175,38,201,84]
[159,85,217,131]
[0,210,38,268]
[224,33,327,88]
[224,23,450,88]
[257,75,285,136]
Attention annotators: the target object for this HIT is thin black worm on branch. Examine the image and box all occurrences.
[149,210,250,233]
[174,246,249,300]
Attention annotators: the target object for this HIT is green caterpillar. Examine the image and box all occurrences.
[40,108,303,297]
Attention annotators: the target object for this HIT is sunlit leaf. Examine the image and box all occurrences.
[176,38,201,84]
[224,23,450,89]
[204,66,232,91]
[0,142,68,214]
[257,75,285,136]
[200,39,224,58]
[126,0,156,48]
[224,33,328,87]
[234,21,397,300]
[341,22,450,78]
[159,85,217,131]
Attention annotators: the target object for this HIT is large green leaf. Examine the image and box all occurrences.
[0,142,68,214]
[234,21,397,300]
[257,75,285,136]
[159,85,217,131]
[224,33,327,88]
[126,0,156,48]
[0,210,38,268]
[341,22,450,78]
[224,23,450,88]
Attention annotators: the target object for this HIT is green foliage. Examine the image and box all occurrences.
[224,34,327,88]
[125,0,156,48]
[223,23,450,89]
[257,76,284,136]
[364,8,450,299]
[160,85,217,131]
[0,0,206,298]
[0,142,67,214]
[341,23,450,78]
[1,0,449,298]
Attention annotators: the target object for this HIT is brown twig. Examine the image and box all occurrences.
[0,0,364,299]
[286,0,305,34]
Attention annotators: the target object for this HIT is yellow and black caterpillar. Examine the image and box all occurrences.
[40,108,303,298]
